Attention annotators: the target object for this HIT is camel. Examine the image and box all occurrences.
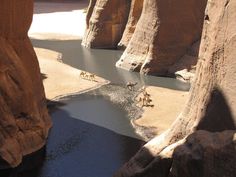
[80,71,86,78]
[89,74,95,81]
[80,71,96,81]
[126,82,138,91]
[138,94,153,107]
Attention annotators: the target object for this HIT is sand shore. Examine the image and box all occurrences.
[133,86,189,139]
[35,47,108,100]
[30,1,109,100]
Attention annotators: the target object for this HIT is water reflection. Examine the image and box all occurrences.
[31,38,190,91]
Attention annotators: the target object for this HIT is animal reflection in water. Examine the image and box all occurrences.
[126,82,138,91]
[138,86,154,107]
[80,71,96,81]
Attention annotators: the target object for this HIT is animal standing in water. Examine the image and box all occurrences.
[126,82,138,91]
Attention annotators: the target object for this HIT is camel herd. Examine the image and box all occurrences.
[126,82,154,107]
[80,71,96,81]
[79,72,153,107]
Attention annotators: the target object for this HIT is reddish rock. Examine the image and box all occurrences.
[0,0,51,168]
[118,0,144,49]
[114,0,236,176]
[82,0,131,48]
[170,130,236,177]
[116,0,207,75]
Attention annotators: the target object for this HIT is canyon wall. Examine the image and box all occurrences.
[82,0,131,48]
[83,0,207,79]
[114,0,236,176]
[0,0,52,168]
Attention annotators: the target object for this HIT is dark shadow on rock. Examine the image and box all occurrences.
[113,146,172,177]
[0,147,46,177]
[34,0,89,14]
[197,88,236,131]
[170,130,236,177]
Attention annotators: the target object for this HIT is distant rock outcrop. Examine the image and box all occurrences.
[114,0,236,176]
[0,0,51,168]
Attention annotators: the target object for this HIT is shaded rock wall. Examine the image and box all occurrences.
[170,130,236,177]
[82,0,131,48]
[114,0,236,176]
[0,0,52,168]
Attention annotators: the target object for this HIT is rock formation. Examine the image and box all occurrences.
[114,0,236,176]
[170,131,236,177]
[117,0,207,75]
[0,0,51,168]
[118,0,144,49]
[82,0,131,48]
[83,0,207,77]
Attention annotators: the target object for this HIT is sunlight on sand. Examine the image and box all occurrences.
[29,2,87,39]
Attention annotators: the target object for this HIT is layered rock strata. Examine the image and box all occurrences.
[114,0,236,176]
[0,0,52,168]
[82,0,131,48]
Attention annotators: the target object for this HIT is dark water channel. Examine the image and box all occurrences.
[0,39,190,177]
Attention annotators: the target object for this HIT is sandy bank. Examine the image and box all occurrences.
[35,47,108,100]
[133,86,189,139]
[29,1,109,100]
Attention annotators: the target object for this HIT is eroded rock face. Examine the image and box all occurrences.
[82,0,131,48]
[0,0,51,168]
[83,0,207,75]
[114,0,236,176]
[116,0,207,75]
[118,0,144,49]
[170,131,236,177]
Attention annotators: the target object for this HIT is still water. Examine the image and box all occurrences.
[1,39,190,177]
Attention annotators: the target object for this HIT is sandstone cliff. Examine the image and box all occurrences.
[82,0,131,48]
[117,0,207,75]
[114,0,236,176]
[118,0,144,49]
[83,0,207,77]
[0,0,51,168]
